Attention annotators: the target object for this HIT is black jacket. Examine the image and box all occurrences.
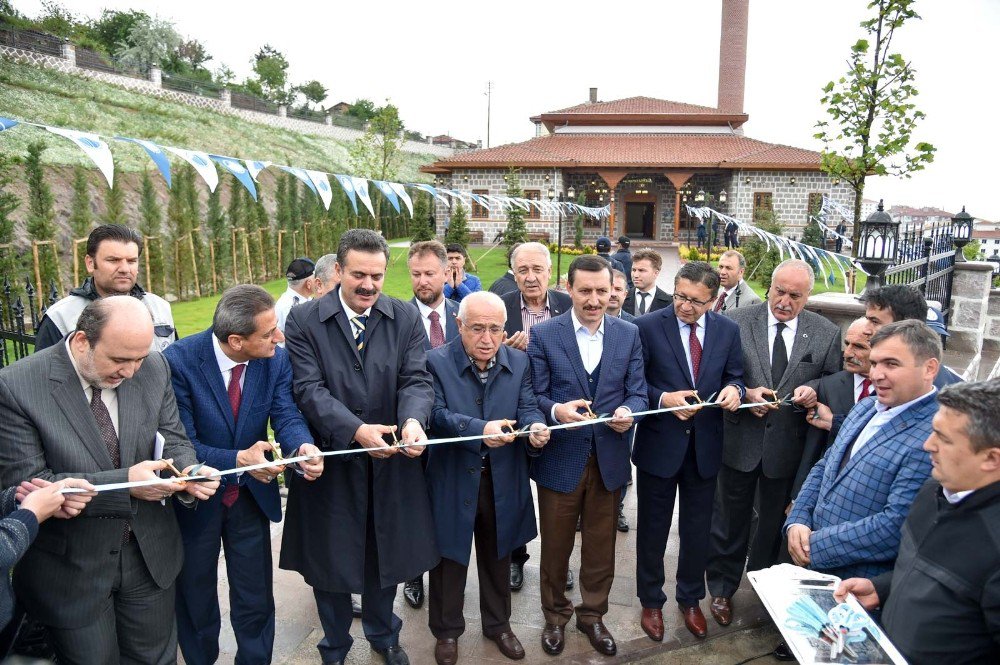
[622,286,671,318]
[500,289,572,338]
[34,277,147,350]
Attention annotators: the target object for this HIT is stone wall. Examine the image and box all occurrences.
[948,262,995,354]
[987,289,1000,352]
[723,170,854,235]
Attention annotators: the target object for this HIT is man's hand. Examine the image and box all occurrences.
[834,578,880,611]
[716,385,742,412]
[483,420,516,448]
[792,385,818,409]
[236,441,286,483]
[181,464,220,501]
[399,420,427,458]
[807,402,833,431]
[128,460,187,502]
[745,387,781,418]
[660,390,699,420]
[607,407,633,433]
[786,524,813,567]
[527,422,549,448]
[354,424,398,459]
[296,444,324,480]
[504,330,528,351]
[554,399,591,428]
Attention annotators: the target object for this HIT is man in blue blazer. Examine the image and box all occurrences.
[164,285,324,665]
[425,291,550,665]
[633,262,745,641]
[528,255,648,657]
[785,320,941,581]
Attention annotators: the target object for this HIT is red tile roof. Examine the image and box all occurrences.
[546,96,723,115]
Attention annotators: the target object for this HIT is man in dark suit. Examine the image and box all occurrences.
[281,229,439,665]
[403,240,460,609]
[528,255,648,657]
[488,244,520,297]
[633,262,745,641]
[164,285,324,665]
[705,259,841,628]
[0,296,219,664]
[595,236,625,274]
[606,269,635,532]
[622,248,671,317]
[611,236,633,289]
[425,291,550,665]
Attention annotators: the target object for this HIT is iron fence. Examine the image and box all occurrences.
[0,277,57,369]
[161,72,222,98]
[884,219,956,323]
[230,91,278,114]
[0,24,62,56]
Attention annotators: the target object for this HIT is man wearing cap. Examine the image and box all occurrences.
[595,237,625,274]
[275,258,317,338]
[611,237,633,289]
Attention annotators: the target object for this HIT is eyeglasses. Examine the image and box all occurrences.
[672,293,712,308]
[466,324,504,336]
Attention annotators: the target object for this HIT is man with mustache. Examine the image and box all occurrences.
[606,269,635,533]
[714,250,761,313]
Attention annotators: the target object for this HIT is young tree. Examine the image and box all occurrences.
[349,103,405,231]
[502,168,528,247]
[89,8,149,56]
[138,170,164,291]
[25,141,59,293]
[69,166,92,272]
[0,152,21,291]
[574,191,586,249]
[815,0,935,253]
[409,193,434,243]
[103,174,126,225]
[206,175,226,290]
[347,99,377,122]
[117,15,182,73]
[444,201,470,249]
[251,45,291,104]
[298,80,328,110]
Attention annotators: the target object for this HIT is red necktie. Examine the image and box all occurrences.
[689,322,702,381]
[859,377,872,402]
[714,293,725,312]
[429,310,445,349]
[223,364,245,507]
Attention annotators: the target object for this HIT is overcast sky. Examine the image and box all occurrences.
[14,0,1000,221]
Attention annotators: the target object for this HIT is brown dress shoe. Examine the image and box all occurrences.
[486,631,525,660]
[434,638,457,665]
[541,623,564,656]
[640,607,664,642]
[679,604,707,638]
[709,596,732,626]
[575,620,617,656]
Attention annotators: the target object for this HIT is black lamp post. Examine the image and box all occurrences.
[550,185,575,288]
[951,205,973,263]
[988,250,1000,282]
[856,199,900,297]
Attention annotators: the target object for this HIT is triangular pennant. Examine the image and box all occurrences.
[117,137,172,188]
[408,183,450,205]
[246,160,270,182]
[0,117,19,132]
[211,155,258,202]
[351,176,376,218]
[165,146,219,192]
[46,126,115,188]
[388,182,413,217]
[278,166,318,196]
[334,174,359,214]
[306,170,333,210]
[372,181,401,214]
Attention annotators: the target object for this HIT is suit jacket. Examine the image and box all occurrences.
[501,288,572,338]
[527,313,648,493]
[611,249,633,287]
[0,343,197,628]
[785,391,937,579]
[615,311,636,323]
[722,303,842,478]
[488,272,519,297]
[634,307,744,479]
[279,287,439,592]
[426,340,545,566]
[163,329,313,523]
[410,297,460,347]
[791,370,859,498]
[719,280,762,312]
[623,286,672,317]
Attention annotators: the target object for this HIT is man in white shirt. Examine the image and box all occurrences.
[622,249,671,317]
[713,250,762,313]
[274,257,316,338]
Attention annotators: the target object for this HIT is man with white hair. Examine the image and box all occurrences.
[274,257,316,337]
[312,254,339,298]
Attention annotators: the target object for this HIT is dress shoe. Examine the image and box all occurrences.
[434,638,458,665]
[565,569,574,591]
[509,562,524,591]
[351,595,362,618]
[486,631,524,660]
[773,641,795,661]
[403,577,424,609]
[709,596,732,626]
[617,507,629,532]
[679,604,707,638]
[373,645,410,665]
[540,623,565,656]
[640,607,664,642]
[575,620,617,656]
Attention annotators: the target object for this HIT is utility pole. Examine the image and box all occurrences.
[485,81,493,148]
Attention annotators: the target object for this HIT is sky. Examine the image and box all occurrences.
[13,0,1000,221]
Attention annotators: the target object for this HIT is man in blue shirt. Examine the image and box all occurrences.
[443,244,482,302]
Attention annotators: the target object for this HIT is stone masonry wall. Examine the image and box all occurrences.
[947,262,995,354]
[724,171,854,236]
[983,288,1000,352]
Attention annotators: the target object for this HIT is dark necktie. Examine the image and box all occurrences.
[638,291,649,315]
[353,315,368,355]
[293,295,300,305]
[91,388,129,541]
[714,291,726,312]
[771,322,788,387]
[859,377,872,402]
[222,364,244,508]
[689,322,702,381]
[428,310,445,349]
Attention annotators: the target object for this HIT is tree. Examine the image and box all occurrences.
[741,209,785,290]
[409,193,434,242]
[117,15,182,73]
[801,219,826,248]
[444,202,470,249]
[349,103,405,231]
[815,0,935,253]
[25,141,59,293]
[251,45,291,104]
[214,63,236,87]
[206,175,226,290]
[347,99,377,121]
[298,80,328,110]
[69,166,92,271]
[0,152,21,290]
[89,8,149,56]
[138,170,164,291]
[104,175,126,225]
[36,1,77,38]
[502,169,528,247]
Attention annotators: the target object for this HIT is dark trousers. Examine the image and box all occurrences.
[175,486,275,665]
[428,465,511,639]
[538,457,620,626]
[706,463,794,598]
[46,539,177,665]
[636,441,717,608]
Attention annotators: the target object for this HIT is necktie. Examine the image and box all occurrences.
[638,291,649,315]
[428,310,445,349]
[352,315,368,355]
[771,322,788,388]
[222,364,245,507]
[859,377,872,402]
[714,292,726,312]
[91,388,129,541]
[293,295,300,305]
[689,322,702,381]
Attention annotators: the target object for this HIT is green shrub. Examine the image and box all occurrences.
[740,209,785,290]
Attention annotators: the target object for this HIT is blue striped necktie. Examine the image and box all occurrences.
[352,315,368,354]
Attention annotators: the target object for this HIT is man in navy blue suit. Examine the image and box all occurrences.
[527,255,648,657]
[164,285,324,665]
[633,262,744,641]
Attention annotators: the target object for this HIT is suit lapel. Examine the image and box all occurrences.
[557,315,592,397]
[199,334,235,435]
[750,306,772,386]
[236,359,264,441]
[839,395,934,480]
[445,300,460,340]
[661,310,694,389]
[48,346,114,470]
[826,403,878,487]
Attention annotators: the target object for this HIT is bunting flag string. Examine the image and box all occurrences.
[44,126,115,188]
[372,180,401,214]
[352,176,376,218]
[388,182,413,217]
[165,146,218,192]
[211,155,258,201]
[333,174,359,214]
[118,137,172,188]
[306,170,333,210]
[245,159,270,182]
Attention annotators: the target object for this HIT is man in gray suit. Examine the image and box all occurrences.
[0,296,220,664]
[705,260,841,627]
[713,250,762,313]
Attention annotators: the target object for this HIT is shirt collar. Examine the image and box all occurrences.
[415,298,446,320]
[767,309,798,335]
[676,312,707,333]
[65,337,97,394]
[284,286,309,302]
[943,487,976,504]
[339,288,372,319]
[854,373,868,389]
[212,333,247,375]
[519,292,549,313]
[570,309,604,336]
[874,387,936,415]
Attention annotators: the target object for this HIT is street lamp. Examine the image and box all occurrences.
[951,205,973,263]
[856,200,900,297]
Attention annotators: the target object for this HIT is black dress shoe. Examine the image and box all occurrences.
[617,507,629,532]
[373,644,410,665]
[509,562,524,591]
[576,620,617,656]
[773,641,795,661]
[565,569,575,591]
[541,623,565,655]
[403,577,424,609]
[351,595,362,618]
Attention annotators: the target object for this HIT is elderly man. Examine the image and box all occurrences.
[835,379,1000,665]
[443,244,482,303]
[706,259,841,627]
[281,229,438,665]
[622,249,671,317]
[164,285,324,665]
[528,255,648,657]
[425,291,549,665]
[0,296,219,664]
[313,253,340,298]
[34,224,176,352]
[713,250,761,313]
[274,257,316,336]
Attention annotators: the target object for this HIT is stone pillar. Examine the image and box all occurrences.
[986,289,1000,352]
[60,39,75,65]
[220,88,231,105]
[948,261,995,354]
[324,112,332,125]
[277,105,287,118]
[148,65,162,86]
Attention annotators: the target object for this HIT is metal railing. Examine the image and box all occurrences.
[0,24,62,56]
[230,90,278,115]
[0,277,57,369]
[161,72,222,98]
[884,219,956,322]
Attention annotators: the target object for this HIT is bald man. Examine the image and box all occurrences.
[0,296,220,664]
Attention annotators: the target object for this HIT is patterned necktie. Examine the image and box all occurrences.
[689,322,702,381]
[91,388,129,541]
[428,310,445,349]
[222,364,245,508]
[352,315,368,354]
[771,322,788,387]
[293,295,300,305]
[638,291,649,315]
[714,292,726,312]
[859,377,872,402]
